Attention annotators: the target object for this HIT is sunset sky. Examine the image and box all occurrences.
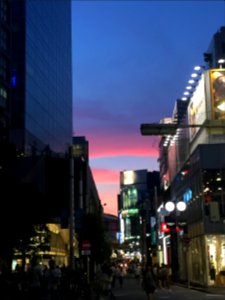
[72,1,224,216]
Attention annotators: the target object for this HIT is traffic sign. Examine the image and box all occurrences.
[82,240,91,250]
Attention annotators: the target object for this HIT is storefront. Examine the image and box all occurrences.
[206,234,225,285]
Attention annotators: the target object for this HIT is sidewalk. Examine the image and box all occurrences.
[176,282,225,295]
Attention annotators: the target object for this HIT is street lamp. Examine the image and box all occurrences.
[165,201,186,212]
[218,58,225,69]
[164,200,187,282]
[69,145,75,269]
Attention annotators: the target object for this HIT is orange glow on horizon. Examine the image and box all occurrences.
[88,136,159,158]
[92,168,119,183]
[75,130,160,159]
[99,186,118,216]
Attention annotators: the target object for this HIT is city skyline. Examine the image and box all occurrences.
[72,1,225,216]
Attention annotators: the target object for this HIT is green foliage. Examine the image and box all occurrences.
[14,224,51,260]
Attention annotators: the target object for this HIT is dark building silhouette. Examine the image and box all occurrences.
[0,0,73,269]
[205,26,225,68]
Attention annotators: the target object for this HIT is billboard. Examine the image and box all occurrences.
[188,75,206,141]
[209,69,225,120]
[120,169,147,186]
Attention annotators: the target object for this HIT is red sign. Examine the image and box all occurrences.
[82,240,91,250]
[160,222,170,233]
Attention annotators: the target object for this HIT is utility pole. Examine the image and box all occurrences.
[141,209,147,266]
[154,186,159,264]
[69,145,75,269]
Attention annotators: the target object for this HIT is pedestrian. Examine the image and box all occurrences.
[111,263,117,288]
[44,259,61,300]
[26,256,43,300]
[152,263,160,289]
[134,264,141,284]
[141,265,156,300]
[100,263,116,300]
[117,265,125,287]
[160,264,170,288]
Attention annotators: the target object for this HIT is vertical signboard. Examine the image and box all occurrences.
[188,75,206,141]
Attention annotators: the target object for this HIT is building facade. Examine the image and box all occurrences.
[118,169,160,264]
[0,0,73,269]
[157,27,225,286]
[10,0,72,156]
[0,0,11,138]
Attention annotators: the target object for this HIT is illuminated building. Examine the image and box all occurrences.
[156,27,225,287]
[118,169,160,264]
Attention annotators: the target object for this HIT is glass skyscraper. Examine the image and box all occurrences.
[10,0,72,156]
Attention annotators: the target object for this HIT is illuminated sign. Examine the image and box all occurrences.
[183,188,192,203]
[188,75,206,140]
[120,169,147,186]
[210,69,225,120]
[121,208,139,217]
[160,222,170,233]
[122,170,135,185]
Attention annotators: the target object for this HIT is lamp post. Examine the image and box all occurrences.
[164,201,187,282]
[139,196,148,267]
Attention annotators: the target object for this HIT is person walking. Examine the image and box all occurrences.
[118,266,125,288]
[141,265,156,300]
[44,259,62,300]
[134,264,141,284]
[26,256,43,300]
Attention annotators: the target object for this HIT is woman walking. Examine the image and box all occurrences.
[142,265,156,300]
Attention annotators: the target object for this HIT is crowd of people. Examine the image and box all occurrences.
[0,257,90,300]
[0,257,171,300]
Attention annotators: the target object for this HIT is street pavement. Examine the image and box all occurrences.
[113,276,146,300]
[111,275,225,300]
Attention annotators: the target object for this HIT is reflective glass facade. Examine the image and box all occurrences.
[11,0,72,155]
[0,0,10,132]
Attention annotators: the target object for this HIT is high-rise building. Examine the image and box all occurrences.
[10,0,72,156]
[0,0,73,269]
[118,169,160,264]
[0,0,11,141]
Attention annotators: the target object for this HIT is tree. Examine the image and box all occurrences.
[13,224,51,270]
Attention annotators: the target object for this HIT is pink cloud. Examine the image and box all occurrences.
[76,130,160,158]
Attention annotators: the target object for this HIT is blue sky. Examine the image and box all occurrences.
[72,0,225,215]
